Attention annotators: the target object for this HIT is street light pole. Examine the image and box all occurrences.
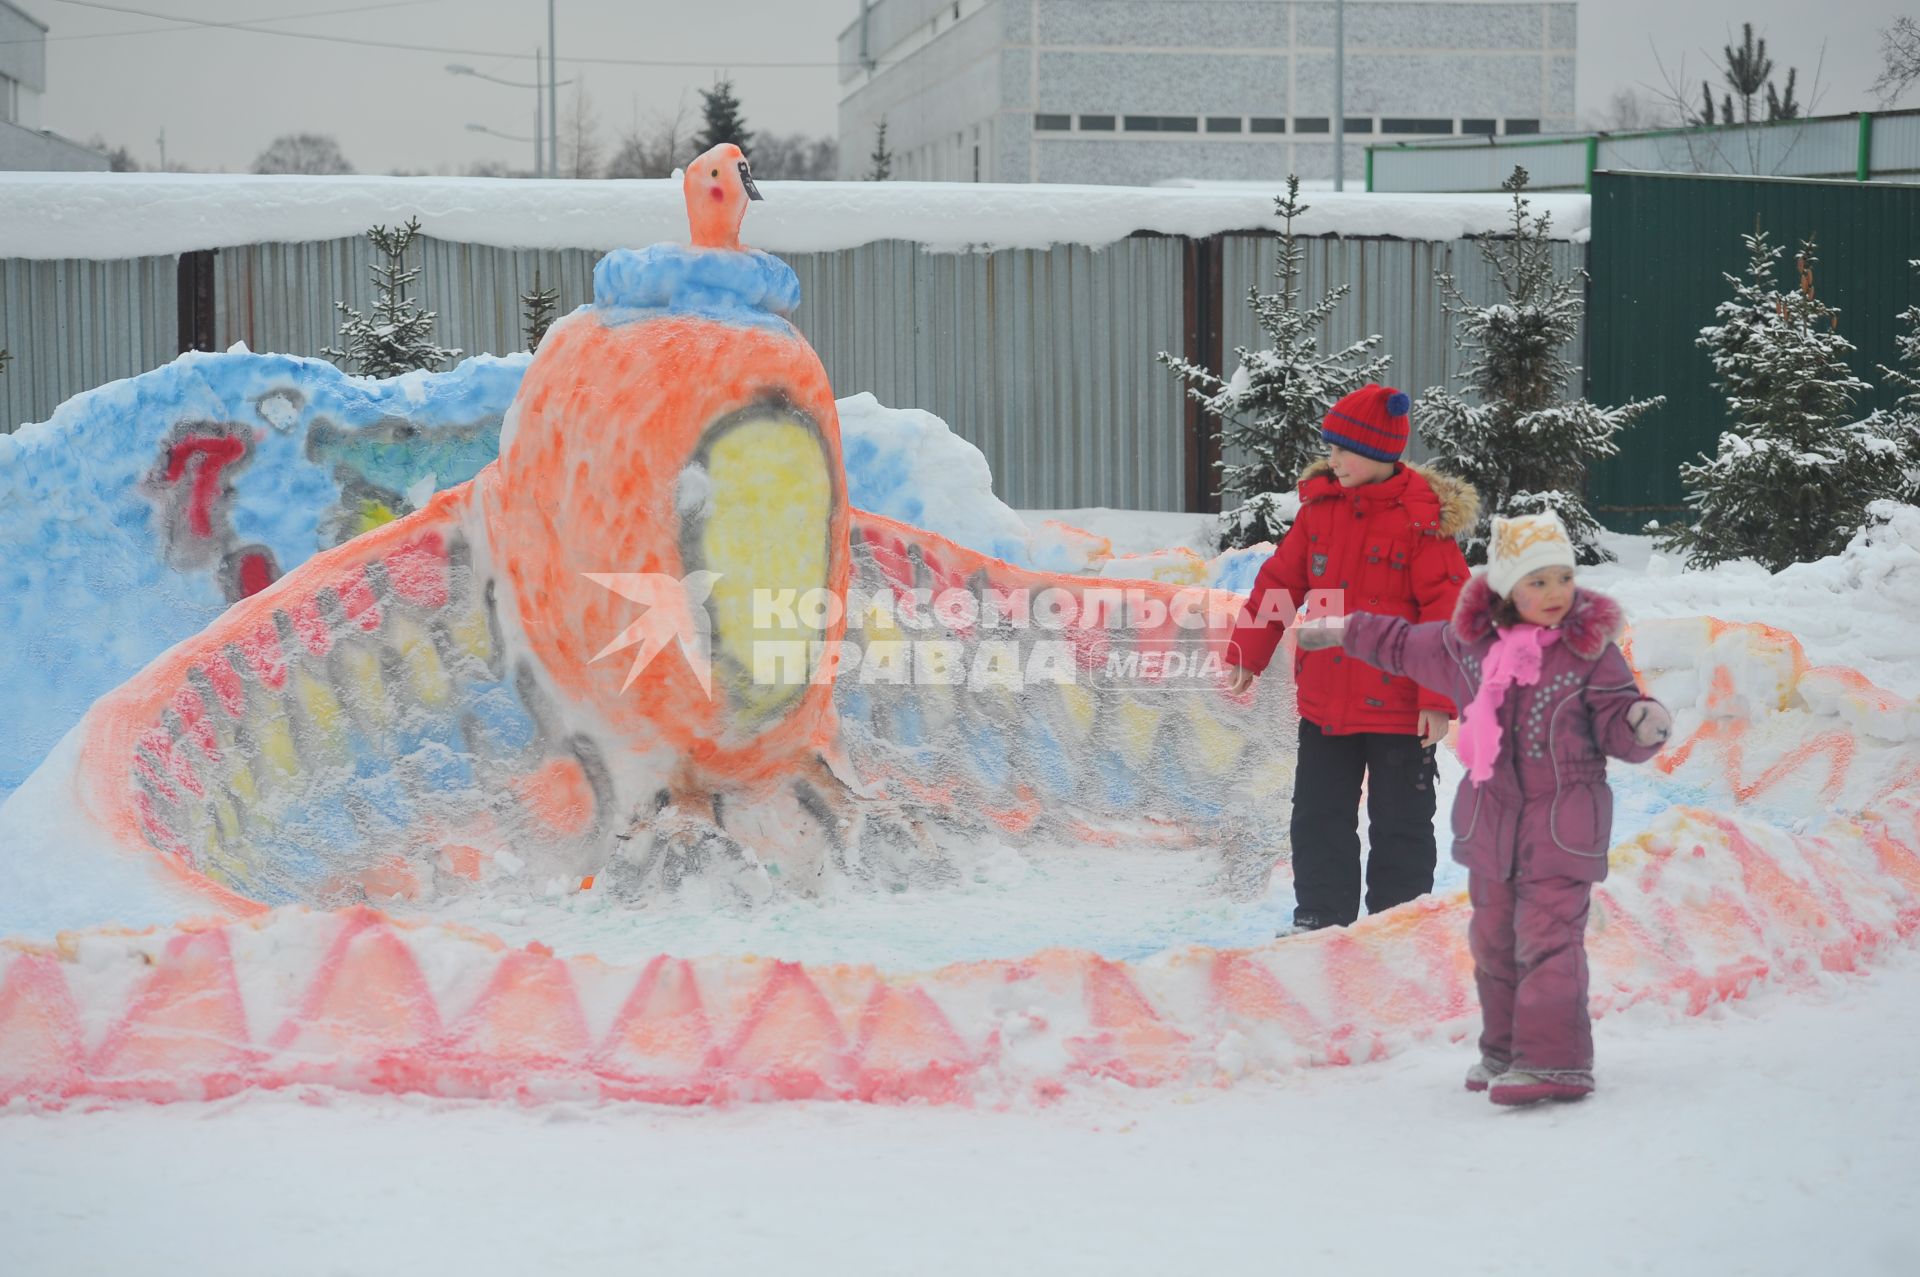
[448,59,574,176]
[1333,0,1345,191]
[548,0,559,178]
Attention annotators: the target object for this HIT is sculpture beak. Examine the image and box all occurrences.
[738,160,763,201]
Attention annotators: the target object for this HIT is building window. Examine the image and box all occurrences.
[0,74,14,126]
[1035,113,1072,131]
[973,145,980,182]
[1293,116,1330,133]
[1079,114,1115,131]
[1505,118,1541,134]
[1250,117,1287,133]
[1207,117,1244,133]
[1344,117,1375,133]
[1123,115,1199,132]
[1463,118,1498,135]
[1382,117,1453,134]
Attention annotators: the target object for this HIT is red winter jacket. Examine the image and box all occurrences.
[1228,460,1477,736]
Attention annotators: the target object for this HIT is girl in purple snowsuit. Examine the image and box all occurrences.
[1297,511,1672,1106]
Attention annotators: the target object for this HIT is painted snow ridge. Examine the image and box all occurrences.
[0,352,1073,800]
[0,350,517,799]
[0,173,1594,260]
[4,616,1916,1108]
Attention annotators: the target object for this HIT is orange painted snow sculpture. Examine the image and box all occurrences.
[44,143,1297,917]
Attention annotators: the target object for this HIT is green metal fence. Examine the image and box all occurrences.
[1586,170,1920,529]
[1369,109,1920,193]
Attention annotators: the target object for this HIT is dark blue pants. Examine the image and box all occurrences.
[1289,718,1438,926]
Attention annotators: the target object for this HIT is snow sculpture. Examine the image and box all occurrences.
[3,616,1917,1107]
[6,144,1295,920]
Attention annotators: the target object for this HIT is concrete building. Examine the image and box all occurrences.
[1,2,109,172]
[836,0,1575,185]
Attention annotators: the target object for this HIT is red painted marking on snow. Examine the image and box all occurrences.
[717,962,852,1100]
[450,947,592,1069]
[235,551,275,598]
[337,568,382,633]
[131,750,179,805]
[235,620,287,690]
[285,594,333,658]
[853,984,974,1104]
[170,685,219,763]
[1068,957,1189,1086]
[382,530,451,609]
[162,433,247,538]
[595,956,713,1101]
[266,910,439,1060]
[87,929,257,1100]
[0,953,86,1102]
[201,653,247,717]
[138,724,204,800]
[1209,951,1323,1045]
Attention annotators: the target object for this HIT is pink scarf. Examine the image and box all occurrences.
[1456,624,1561,785]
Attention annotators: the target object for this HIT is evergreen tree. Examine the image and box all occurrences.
[1871,258,1920,503]
[324,218,461,378]
[1160,175,1389,549]
[522,269,559,351]
[1696,23,1801,126]
[695,78,752,155]
[867,119,893,181]
[1419,166,1661,564]
[1658,233,1906,571]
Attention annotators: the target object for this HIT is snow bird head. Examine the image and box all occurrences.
[684,142,763,252]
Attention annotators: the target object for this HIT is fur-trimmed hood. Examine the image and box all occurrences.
[1451,573,1627,662]
[1298,459,1480,539]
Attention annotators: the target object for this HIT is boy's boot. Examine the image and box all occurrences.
[1277,910,1341,938]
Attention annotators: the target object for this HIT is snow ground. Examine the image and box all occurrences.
[6,947,1916,1277]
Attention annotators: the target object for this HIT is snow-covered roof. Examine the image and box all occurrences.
[0,172,1591,261]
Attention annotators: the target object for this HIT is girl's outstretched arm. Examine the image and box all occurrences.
[1324,612,1474,710]
[1584,645,1668,763]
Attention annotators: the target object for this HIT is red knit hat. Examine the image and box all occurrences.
[1321,383,1412,462]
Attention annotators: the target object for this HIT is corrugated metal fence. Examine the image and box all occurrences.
[4,230,1583,512]
[1587,170,1920,527]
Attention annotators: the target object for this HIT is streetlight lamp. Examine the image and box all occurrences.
[447,55,573,176]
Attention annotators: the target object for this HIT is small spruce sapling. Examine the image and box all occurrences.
[1417,166,1660,563]
[1159,175,1389,549]
[324,217,461,378]
[522,270,559,351]
[1658,233,1902,570]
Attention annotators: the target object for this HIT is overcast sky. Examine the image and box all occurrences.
[30,0,1913,174]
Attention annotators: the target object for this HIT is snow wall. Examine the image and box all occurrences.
[2,618,1917,1107]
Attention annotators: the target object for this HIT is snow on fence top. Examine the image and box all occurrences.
[0,173,1592,261]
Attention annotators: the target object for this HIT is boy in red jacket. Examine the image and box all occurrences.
[1225,384,1477,932]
